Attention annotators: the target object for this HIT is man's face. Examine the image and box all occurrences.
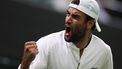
[64,7,88,43]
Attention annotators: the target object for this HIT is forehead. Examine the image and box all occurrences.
[67,7,85,16]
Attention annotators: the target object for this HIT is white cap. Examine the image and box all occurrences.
[69,0,101,32]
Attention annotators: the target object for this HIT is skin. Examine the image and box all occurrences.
[64,7,95,56]
[20,7,95,69]
[20,41,38,69]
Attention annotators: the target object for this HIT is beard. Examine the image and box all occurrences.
[64,24,86,44]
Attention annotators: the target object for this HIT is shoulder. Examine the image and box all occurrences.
[89,35,113,68]
[37,30,64,43]
[91,35,112,54]
[89,35,113,59]
[36,30,65,48]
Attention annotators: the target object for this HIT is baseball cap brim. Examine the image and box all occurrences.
[96,21,101,32]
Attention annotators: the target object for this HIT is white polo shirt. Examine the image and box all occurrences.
[18,30,113,69]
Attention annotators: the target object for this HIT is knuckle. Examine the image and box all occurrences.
[25,41,36,45]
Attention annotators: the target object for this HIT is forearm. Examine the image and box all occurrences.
[19,41,38,69]
[18,63,29,69]
[20,60,31,69]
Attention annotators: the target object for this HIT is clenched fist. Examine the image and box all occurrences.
[20,41,38,69]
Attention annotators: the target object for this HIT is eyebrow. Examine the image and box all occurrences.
[67,9,81,16]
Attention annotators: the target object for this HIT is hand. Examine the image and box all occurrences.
[21,41,38,69]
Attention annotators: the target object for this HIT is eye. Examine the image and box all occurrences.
[72,14,80,20]
[66,11,70,16]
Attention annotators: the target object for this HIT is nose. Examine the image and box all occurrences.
[66,15,73,25]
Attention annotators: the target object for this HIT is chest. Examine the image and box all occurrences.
[47,45,105,69]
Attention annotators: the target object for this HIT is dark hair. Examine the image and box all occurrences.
[84,14,95,30]
[71,0,80,5]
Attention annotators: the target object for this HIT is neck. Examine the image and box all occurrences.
[75,32,92,50]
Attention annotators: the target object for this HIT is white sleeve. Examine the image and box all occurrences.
[18,38,50,69]
[18,64,21,69]
[103,47,113,69]
[29,38,50,69]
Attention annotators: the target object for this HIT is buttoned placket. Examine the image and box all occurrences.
[67,42,84,69]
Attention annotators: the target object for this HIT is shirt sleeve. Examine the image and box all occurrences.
[102,46,113,69]
[29,38,50,69]
[18,64,21,69]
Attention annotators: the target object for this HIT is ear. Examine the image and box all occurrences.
[87,20,95,30]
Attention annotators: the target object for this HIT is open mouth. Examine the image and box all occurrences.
[66,26,71,33]
[65,24,72,37]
